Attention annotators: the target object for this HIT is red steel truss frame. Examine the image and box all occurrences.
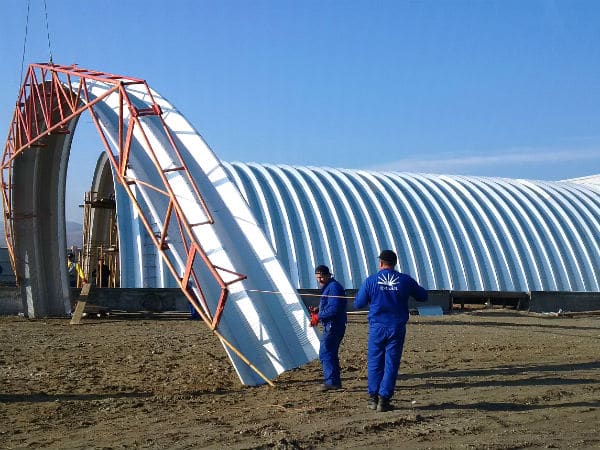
[1,63,247,332]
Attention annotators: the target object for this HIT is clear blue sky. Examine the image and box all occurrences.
[1,0,600,222]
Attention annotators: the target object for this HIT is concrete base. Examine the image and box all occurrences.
[83,288,191,312]
[450,290,530,310]
[529,291,600,313]
[0,286,191,317]
[0,286,23,315]
[2,287,599,317]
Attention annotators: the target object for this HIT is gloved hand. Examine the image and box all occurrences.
[309,310,319,327]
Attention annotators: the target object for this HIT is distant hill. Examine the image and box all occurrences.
[0,219,83,249]
[66,221,84,248]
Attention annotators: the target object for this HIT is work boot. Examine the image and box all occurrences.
[318,383,341,392]
[367,394,378,410]
[377,396,392,412]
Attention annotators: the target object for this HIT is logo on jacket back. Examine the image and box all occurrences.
[377,273,399,291]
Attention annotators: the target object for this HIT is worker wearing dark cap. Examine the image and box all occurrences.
[310,265,347,391]
[354,250,428,412]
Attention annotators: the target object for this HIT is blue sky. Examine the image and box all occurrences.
[1,0,600,222]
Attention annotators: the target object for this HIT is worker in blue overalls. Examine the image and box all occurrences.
[309,265,347,391]
[354,250,428,412]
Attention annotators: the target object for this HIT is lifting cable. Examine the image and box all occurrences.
[19,0,31,87]
[43,0,54,64]
[19,0,54,89]
[245,288,356,300]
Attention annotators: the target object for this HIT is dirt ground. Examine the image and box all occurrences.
[1,308,599,449]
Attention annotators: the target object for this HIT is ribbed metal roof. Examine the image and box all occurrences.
[221,163,600,292]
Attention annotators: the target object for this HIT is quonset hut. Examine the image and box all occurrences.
[90,156,600,294]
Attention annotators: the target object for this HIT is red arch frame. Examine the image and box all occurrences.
[1,63,246,331]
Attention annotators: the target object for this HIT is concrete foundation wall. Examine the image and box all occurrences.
[83,288,191,312]
[528,291,600,313]
[0,287,23,315]
[2,287,598,316]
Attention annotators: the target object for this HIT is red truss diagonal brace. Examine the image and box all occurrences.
[1,62,246,329]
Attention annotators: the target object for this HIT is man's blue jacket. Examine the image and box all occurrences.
[354,269,427,326]
[318,277,347,324]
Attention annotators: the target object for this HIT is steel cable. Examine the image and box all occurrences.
[43,0,53,63]
[19,0,30,89]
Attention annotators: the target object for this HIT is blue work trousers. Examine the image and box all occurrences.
[367,322,407,399]
[319,321,346,386]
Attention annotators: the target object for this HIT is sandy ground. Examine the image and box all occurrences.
[1,308,599,449]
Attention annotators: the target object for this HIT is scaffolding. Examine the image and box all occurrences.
[81,190,119,288]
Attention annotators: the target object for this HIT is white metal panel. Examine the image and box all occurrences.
[84,80,319,386]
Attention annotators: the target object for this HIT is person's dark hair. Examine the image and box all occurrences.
[378,249,397,266]
[314,265,331,275]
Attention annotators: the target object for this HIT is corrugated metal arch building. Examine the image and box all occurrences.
[91,156,600,294]
[220,162,600,293]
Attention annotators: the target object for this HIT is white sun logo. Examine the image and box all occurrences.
[377,273,399,288]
